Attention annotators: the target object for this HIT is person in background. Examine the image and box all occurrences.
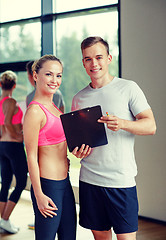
[0,70,28,234]
[26,61,65,113]
[72,36,156,240]
[23,55,77,240]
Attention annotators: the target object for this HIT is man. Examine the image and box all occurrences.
[26,61,65,113]
[72,36,156,240]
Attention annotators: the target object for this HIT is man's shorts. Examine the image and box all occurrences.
[79,181,138,234]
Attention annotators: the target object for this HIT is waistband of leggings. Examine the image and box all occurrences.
[40,174,70,189]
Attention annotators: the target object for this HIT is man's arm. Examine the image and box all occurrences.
[98,108,156,136]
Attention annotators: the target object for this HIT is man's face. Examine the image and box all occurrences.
[82,42,112,82]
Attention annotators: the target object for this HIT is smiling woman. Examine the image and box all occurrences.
[32,56,63,96]
[23,55,77,240]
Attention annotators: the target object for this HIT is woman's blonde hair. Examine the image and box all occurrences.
[0,70,17,90]
[32,54,63,73]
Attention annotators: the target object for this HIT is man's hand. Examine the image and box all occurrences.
[98,109,156,136]
[98,114,124,131]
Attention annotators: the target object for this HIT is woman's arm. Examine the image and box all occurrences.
[23,105,57,218]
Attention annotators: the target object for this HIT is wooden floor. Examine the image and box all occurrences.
[0,190,166,240]
[137,218,166,240]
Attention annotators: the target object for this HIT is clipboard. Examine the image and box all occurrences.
[60,105,108,152]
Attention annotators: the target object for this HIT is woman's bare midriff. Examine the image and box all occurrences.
[38,141,68,180]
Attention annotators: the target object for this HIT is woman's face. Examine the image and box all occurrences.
[34,60,63,95]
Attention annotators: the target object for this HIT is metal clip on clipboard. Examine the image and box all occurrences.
[60,105,108,152]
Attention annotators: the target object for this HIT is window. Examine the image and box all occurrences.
[0,0,41,22]
[0,0,120,186]
[55,0,118,12]
[12,71,33,102]
[54,1,119,186]
[0,21,41,63]
[56,9,119,113]
[0,0,41,99]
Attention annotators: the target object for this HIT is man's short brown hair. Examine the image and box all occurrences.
[81,36,109,55]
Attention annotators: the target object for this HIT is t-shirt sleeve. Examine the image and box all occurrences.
[129,82,151,117]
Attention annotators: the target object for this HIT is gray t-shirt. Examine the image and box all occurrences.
[72,77,150,188]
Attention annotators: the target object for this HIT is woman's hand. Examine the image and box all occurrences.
[36,193,58,218]
[72,144,91,159]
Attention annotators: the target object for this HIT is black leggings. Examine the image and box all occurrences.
[0,142,28,203]
[31,175,77,240]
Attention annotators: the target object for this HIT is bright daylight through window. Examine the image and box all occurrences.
[0,0,119,186]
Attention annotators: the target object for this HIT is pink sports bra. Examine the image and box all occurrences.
[0,96,23,125]
[29,101,66,146]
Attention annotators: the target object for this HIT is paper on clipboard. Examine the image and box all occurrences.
[60,105,108,152]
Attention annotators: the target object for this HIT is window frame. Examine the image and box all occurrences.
[0,0,121,194]
[0,0,121,76]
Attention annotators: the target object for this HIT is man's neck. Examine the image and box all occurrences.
[90,75,114,89]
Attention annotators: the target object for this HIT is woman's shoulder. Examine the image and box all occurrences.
[4,96,16,103]
[23,104,44,138]
[26,103,42,115]
[3,97,16,109]
[24,103,45,124]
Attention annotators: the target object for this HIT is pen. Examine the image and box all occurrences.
[106,112,109,116]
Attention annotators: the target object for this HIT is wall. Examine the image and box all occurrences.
[120,0,166,221]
